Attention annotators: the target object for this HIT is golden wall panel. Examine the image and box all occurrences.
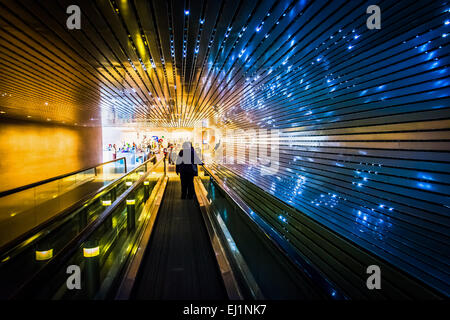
[0,119,102,193]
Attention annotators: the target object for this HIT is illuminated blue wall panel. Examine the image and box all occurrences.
[219,0,450,295]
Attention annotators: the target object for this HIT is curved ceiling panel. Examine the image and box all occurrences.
[0,0,294,126]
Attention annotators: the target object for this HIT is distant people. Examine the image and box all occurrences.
[168,143,175,165]
[214,139,221,151]
[112,144,117,160]
[176,141,202,199]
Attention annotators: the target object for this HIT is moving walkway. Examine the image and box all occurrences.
[0,160,444,300]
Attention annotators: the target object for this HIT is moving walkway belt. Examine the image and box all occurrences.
[131,180,227,299]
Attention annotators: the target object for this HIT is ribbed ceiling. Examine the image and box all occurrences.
[0,0,303,127]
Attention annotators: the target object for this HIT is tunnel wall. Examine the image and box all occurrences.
[219,1,449,295]
[0,118,102,193]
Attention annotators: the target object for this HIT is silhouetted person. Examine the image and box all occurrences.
[176,141,202,199]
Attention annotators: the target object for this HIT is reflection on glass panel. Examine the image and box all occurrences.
[0,157,139,248]
[0,158,161,299]
[32,175,162,299]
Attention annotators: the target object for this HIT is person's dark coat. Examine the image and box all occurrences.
[176,143,202,199]
[175,146,201,176]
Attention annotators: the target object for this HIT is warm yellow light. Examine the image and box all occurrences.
[126,181,132,186]
[138,171,144,175]
[102,200,112,206]
[144,181,149,185]
[36,249,53,261]
[83,246,100,258]
[126,199,136,205]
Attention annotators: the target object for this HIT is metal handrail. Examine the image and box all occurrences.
[194,176,256,300]
[115,175,168,300]
[10,157,161,299]
[0,157,127,198]
[202,164,346,300]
